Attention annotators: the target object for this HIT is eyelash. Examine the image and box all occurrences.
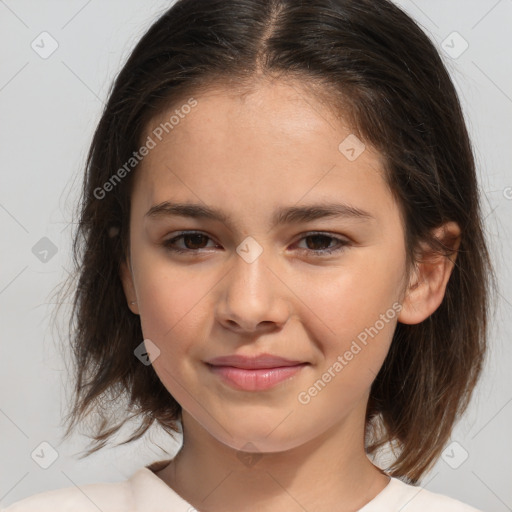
[161,231,350,257]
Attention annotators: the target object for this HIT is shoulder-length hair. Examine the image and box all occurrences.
[54,0,496,484]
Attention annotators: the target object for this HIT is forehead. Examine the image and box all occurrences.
[144,79,356,163]
[132,79,396,231]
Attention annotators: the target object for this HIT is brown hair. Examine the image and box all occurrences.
[53,0,497,484]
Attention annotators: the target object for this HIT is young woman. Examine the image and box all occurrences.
[3,0,496,510]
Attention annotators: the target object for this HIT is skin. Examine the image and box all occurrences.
[120,77,461,512]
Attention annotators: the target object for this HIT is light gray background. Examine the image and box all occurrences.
[1,0,511,509]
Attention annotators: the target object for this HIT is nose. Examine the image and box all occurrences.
[215,246,291,334]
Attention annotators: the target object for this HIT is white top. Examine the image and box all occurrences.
[1,462,482,512]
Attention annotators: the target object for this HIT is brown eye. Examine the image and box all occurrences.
[162,232,217,253]
[304,234,335,251]
[181,233,210,250]
[295,232,350,256]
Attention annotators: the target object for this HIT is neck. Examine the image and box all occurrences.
[155,404,390,512]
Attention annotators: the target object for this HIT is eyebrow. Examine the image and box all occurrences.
[145,201,375,230]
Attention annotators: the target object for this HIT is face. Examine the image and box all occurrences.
[120,79,410,453]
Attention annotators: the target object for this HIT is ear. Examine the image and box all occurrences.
[120,256,139,315]
[398,221,461,325]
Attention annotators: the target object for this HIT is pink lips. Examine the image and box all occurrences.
[205,354,308,391]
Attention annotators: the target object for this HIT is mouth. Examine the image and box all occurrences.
[205,353,309,391]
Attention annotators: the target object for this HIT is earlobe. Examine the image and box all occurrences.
[120,257,139,315]
[398,221,461,325]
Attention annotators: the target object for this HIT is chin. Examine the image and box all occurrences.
[211,423,310,455]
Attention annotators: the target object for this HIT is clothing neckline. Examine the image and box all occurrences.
[136,461,403,511]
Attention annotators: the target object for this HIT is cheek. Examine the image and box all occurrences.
[135,256,210,346]
[135,264,210,398]
[299,255,402,384]
[305,260,402,336]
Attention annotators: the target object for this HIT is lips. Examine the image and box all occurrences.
[206,353,306,369]
[205,353,309,391]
